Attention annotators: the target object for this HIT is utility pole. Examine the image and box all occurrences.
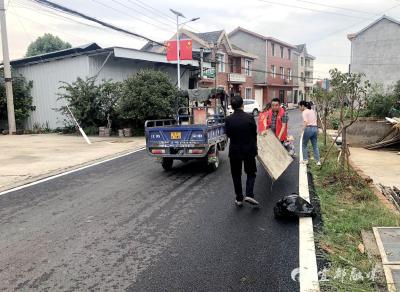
[0,0,16,134]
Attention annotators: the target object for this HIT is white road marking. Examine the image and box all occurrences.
[0,148,145,197]
[299,133,320,291]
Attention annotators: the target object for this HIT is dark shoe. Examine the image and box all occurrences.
[244,196,259,206]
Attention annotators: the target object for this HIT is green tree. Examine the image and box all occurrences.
[312,86,335,145]
[117,70,180,127]
[57,77,121,129]
[26,33,72,57]
[0,69,35,129]
[329,68,370,171]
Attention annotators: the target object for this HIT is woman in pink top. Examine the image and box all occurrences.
[299,101,320,165]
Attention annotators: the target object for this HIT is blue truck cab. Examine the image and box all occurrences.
[145,106,227,171]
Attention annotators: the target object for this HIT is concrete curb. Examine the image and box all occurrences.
[0,146,146,194]
[299,133,320,292]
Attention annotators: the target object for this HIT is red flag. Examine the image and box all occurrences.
[166,40,177,61]
[179,39,192,60]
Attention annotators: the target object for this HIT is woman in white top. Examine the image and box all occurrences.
[299,101,321,165]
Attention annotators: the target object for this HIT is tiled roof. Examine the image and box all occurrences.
[296,44,305,53]
[192,30,224,44]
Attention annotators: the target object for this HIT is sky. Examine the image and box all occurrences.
[3,0,400,79]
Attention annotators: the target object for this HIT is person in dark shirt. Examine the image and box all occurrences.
[225,95,259,206]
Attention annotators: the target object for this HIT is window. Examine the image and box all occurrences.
[271,43,275,56]
[288,49,291,60]
[245,59,252,76]
[287,68,292,80]
[271,89,276,99]
[280,46,284,58]
[271,65,276,78]
[245,88,252,99]
[301,57,304,66]
[229,58,234,73]
[305,59,311,67]
[217,53,225,72]
[280,67,284,79]
[301,72,304,81]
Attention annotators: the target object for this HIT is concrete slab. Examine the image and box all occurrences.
[374,227,400,265]
[374,227,400,291]
[349,147,400,189]
[383,265,400,292]
[0,134,145,192]
[257,130,293,181]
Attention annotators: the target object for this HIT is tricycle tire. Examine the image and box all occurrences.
[162,158,173,170]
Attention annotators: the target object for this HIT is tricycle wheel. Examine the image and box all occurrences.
[161,158,173,170]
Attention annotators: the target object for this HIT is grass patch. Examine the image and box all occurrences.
[310,139,400,291]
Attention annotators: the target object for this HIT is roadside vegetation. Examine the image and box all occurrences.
[0,69,35,131]
[311,71,400,291]
[311,141,400,291]
[57,70,180,136]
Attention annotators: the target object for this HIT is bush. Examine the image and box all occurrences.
[116,70,181,128]
[363,82,400,118]
[0,69,35,129]
[57,70,183,133]
[83,126,99,136]
[57,78,121,129]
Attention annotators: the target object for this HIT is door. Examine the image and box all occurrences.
[279,90,285,103]
[255,88,263,108]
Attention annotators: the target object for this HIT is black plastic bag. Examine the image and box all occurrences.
[274,193,316,219]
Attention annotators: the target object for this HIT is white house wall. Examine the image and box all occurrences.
[14,55,90,129]
[350,18,400,89]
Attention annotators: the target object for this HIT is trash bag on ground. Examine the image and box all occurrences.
[274,193,316,219]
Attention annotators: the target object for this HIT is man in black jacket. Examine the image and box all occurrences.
[225,95,259,206]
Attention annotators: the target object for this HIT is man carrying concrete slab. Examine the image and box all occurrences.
[225,95,259,207]
[266,98,288,143]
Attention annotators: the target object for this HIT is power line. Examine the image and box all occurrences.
[307,2,400,44]
[127,0,199,33]
[110,0,175,29]
[295,0,379,16]
[215,59,325,80]
[258,0,370,20]
[9,4,97,44]
[29,0,165,46]
[14,0,118,35]
[91,0,174,33]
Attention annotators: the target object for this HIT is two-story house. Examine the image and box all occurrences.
[229,27,297,107]
[142,29,257,99]
[293,44,316,103]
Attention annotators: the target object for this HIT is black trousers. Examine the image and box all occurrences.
[229,156,257,200]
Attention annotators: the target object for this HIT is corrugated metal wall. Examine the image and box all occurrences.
[15,55,90,129]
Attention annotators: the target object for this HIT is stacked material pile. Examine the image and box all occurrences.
[380,184,400,211]
[365,117,400,150]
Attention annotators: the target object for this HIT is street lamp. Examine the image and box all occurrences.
[170,9,199,90]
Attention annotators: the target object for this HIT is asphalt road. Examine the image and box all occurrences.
[0,110,302,292]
